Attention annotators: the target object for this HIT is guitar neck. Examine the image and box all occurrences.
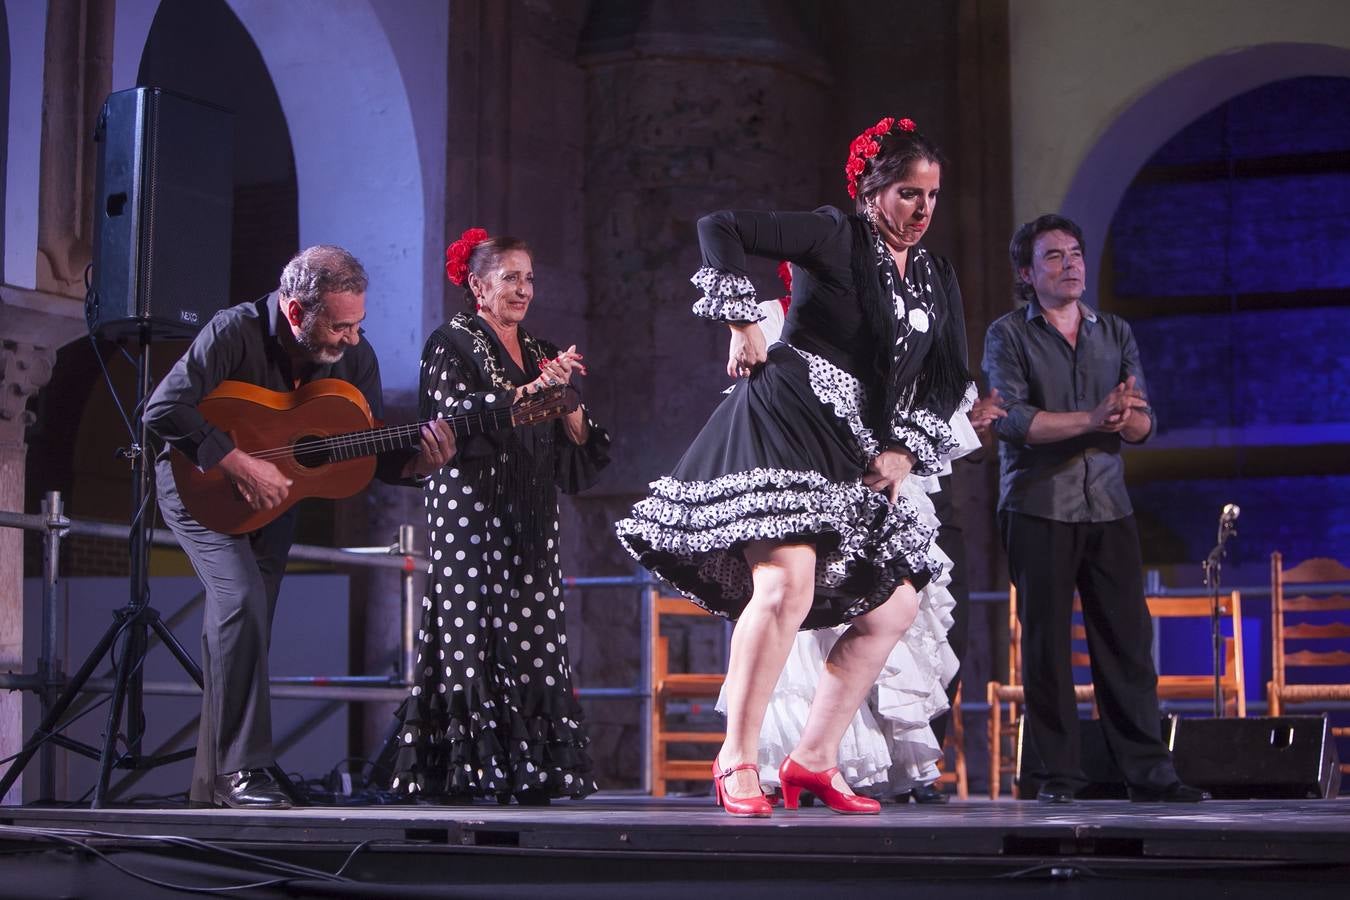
[325,406,517,462]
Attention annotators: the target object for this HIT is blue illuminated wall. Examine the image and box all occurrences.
[1109,76,1350,570]
[1108,77,1350,720]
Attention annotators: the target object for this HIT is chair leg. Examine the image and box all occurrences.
[987,682,1001,801]
[952,699,968,800]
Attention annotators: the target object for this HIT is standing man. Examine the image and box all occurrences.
[145,246,455,808]
[983,215,1207,803]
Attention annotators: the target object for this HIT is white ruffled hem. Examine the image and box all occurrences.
[715,473,956,792]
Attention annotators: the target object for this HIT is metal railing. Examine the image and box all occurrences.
[0,491,662,798]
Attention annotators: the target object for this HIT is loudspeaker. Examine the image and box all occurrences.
[1015,716,1178,799]
[1171,715,1342,799]
[89,87,233,341]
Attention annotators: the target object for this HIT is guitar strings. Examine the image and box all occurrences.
[241,401,556,462]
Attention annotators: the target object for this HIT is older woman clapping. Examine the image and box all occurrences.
[389,229,610,806]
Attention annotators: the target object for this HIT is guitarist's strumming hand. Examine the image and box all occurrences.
[405,419,457,478]
[218,448,293,512]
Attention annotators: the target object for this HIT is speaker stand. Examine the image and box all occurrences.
[0,324,201,807]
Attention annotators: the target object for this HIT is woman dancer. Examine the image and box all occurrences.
[391,229,610,805]
[720,266,997,803]
[617,118,970,816]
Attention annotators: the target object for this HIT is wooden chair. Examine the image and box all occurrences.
[933,688,969,799]
[649,594,727,796]
[1150,591,1246,718]
[986,586,1245,798]
[986,585,1095,799]
[1267,553,1350,781]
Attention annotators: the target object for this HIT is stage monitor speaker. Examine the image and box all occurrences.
[89,86,233,341]
[1171,715,1342,799]
[1015,716,1178,799]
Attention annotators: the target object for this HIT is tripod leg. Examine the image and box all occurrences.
[149,613,203,687]
[0,610,136,800]
[92,620,147,808]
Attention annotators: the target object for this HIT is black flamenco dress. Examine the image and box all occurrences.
[390,312,610,802]
[616,206,964,629]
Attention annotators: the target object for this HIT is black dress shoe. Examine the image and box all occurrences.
[212,769,292,809]
[515,792,552,807]
[1127,781,1210,803]
[1036,787,1075,804]
[897,782,949,804]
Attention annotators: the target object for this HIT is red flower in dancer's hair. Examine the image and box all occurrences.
[776,260,793,314]
[446,227,490,285]
[843,115,920,199]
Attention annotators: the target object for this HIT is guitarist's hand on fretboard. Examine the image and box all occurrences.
[404,419,458,479]
[218,448,293,511]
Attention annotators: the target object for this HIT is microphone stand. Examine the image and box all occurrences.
[1201,515,1237,718]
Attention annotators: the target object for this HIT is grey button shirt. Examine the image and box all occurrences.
[982,300,1154,523]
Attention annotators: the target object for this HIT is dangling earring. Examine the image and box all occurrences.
[864,202,878,226]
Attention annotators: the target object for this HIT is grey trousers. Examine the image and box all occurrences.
[155,462,294,804]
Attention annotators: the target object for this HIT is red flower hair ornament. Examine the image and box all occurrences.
[844,116,917,199]
[776,260,793,314]
[445,227,490,285]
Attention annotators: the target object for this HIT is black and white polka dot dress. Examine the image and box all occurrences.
[390,313,610,802]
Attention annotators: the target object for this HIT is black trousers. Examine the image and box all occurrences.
[1001,511,1177,791]
[156,462,295,804]
[928,475,966,748]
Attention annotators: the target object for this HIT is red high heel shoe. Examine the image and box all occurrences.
[711,761,773,818]
[778,756,881,815]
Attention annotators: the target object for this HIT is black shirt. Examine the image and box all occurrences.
[982,299,1153,522]
[144,291,412,484]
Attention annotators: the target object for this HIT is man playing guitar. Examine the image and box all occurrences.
[144,245,455,809]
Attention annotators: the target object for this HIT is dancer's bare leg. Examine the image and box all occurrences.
[788,582,920,792]
[716,540,816,800]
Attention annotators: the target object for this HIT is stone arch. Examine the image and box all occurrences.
[110,0,437,393]
[1062,42,1350,264]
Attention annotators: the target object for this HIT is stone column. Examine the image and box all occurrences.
[0,290,85,804]
[576,0,831,787]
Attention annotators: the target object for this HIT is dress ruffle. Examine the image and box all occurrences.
[716,472,958,792]
[690,267,766,323]
[790,345,881,458]
[890,405,962,477]
[390,675,595,800]
[616,466,938,629]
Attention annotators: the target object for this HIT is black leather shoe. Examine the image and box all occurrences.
[212,769,292,809]
[897,782,949,804]
[1127,781,1210,803]
[1036,787,1075,804]
[515,792,552,807]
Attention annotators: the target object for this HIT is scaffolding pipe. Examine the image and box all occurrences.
[398,524,418,686]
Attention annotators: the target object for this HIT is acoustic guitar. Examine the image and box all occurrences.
[170,378,578,535]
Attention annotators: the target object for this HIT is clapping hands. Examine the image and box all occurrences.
[968,388,1007,435]
[1091,375,1148,433]
[527,345,587,394]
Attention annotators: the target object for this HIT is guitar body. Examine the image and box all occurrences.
[171,380,380,535]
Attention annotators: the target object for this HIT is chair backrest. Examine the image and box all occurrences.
[1145,591,1246,714]
[1005,585,1092,685]
[1008,585,1246,701]
[650,593,727,680]
[1271,553,1350,690]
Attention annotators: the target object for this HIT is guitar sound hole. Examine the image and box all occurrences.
[292,436,333,469]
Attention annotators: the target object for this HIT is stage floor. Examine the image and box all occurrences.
[2,795,1349,898]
